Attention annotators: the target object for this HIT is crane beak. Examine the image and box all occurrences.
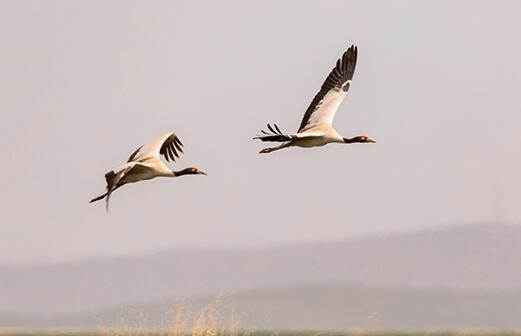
[367,138,376,143]
[198,171,208,175]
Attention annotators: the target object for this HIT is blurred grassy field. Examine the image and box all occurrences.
[1,331,521,336]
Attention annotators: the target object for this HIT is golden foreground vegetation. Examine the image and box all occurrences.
[1,331,521,336]
[1,302,520,336]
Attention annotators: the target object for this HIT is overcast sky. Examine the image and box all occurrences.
[0,0,520,265]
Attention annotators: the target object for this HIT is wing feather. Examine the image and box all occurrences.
[173,137,184,153]
[159,133,184,162]
[127,132,184,163]
[168,143,177,161]
[254,123,323,142]
[164,145,172,162]
[298,45,358,132]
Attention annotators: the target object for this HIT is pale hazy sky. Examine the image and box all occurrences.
[0,0,520,264]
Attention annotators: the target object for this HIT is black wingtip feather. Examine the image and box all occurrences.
[169,144,177,161]
[159,133,186,163]
[168,145,175,161]
[173,140,184,153]
[297,44,358,132]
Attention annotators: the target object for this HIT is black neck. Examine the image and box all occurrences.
[343,137,361,144]
[172,168,194,177]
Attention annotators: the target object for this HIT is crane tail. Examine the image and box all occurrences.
[105,194,111,212]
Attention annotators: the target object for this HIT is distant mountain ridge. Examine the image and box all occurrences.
[1,224,520,319]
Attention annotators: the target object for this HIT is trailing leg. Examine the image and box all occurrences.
[89,184,124,204]
[259,142,291,154]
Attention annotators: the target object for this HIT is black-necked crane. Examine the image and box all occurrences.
[90,132,206,211]
[254,45,375,153]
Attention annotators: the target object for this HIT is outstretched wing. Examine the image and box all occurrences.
[254,123,322,142]
[127,132,184,163]
[254,123,294,142]
[298,45,358,132]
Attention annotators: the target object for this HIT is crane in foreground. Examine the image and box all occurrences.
[254,45,375,153]
[90,132,206,211]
